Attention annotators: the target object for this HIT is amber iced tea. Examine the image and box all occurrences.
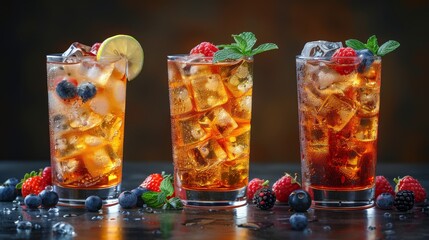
[168,56,253,207]
[297,44,381,208]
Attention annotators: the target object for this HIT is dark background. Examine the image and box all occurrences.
[1,0,428,164]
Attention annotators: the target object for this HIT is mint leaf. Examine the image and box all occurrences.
[345,39,366,50]
[162,197,183,210]
[365,35,379,55]
[160,175,174,197]
[213,48,245,63]
[213,32,277,62]
[250,43,279,56]
[143,191,164,208]
[377,40,400,56]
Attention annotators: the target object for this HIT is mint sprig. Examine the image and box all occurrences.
[213,32,278,63]
[142,174,183,210]
[346,35,400,56]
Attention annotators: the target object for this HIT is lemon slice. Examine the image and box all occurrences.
[96,35,144,81]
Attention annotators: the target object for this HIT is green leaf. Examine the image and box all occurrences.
[345,39,366,50]
[143,191,164,208]
[235,32,257,52]
[232,34,248,52]
[365,35,379,55]
[160,176,174,197]
[213,48,244,63]
[250,43,279,56]
[163,197,183,210]
[377,40,400,56]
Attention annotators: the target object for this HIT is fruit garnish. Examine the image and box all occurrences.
[77,82,97,102]
[252,188,276,210]
[288,189,312,212]
[375,175,395,199]
[190,42,218,57]
[345,35,400,56]
[394,190,414,211]
[140,173,164,192]
[56,79,78,100]
[376,192,394,210]
[141,173,183,209]
[272,173,301,203]
[394,175,427,203]
[213,32,278,63]
[331,47,358,75]
[90,43,101,55]
[247,178,269,201]
[96,34,144,81]
[42,166,52,186]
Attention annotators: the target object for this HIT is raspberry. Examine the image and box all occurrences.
[247,178,269,201]
[394,190,414,211]
[375,176,395,199]
[395,175,427,203]
[331,47,358,75]
[272,173,301,203]
[190,42,219,57]
[42,166,52,185]
[253,188,276,210]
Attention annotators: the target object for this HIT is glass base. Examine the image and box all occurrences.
[180,187,247,208]
[54,185,121,207]
[310,186,374,210]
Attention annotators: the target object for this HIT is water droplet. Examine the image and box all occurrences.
[124,218,129,221]
[52,222,76,236]
[134,218,141,221]
[3,208,11,214]
[368,226,376,230]
[48,207,59,213]
[145,207,153,213]
[399,215,407,220]
[91,216,104,221]
[63,213,78,218]
[36,214,41,218]
[338,201,342,207]
[45,185,54,191]
[16,221,32,230]
[17,215,23,221]
[303,228,312,235]
[385,222,393,229]
[152,229,162,236]
[120,210,130,215]
[33,224,42,229]
[384,229,395,235]
[383,212,392,218]
[323,225,331,231]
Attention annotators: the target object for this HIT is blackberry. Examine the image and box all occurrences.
[253,188,276,210]
[289,189,312,212]
[394,190,414,211]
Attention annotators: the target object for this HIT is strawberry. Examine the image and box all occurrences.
[19,175,47,198]
[42,166,52,185]
[394,175,427,203]
[190,42,219,57]
[140,173,164,192]
[247,178,269,201]
[375,176,395,199]
[272,173,301,203]
[331,47,358,75]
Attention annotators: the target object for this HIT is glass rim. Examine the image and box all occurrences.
[167,54,253,61]
[46,53,123,63]
[296,55,381,61]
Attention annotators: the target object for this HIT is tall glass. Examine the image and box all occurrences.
[167,55,253,207]
[47,54,127,206]
[296,55,381,209]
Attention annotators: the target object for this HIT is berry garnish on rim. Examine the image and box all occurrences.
[190,42,218,57]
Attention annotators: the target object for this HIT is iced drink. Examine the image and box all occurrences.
[296,37,399,209]
[47,35,143,205]
[167,33,277,207]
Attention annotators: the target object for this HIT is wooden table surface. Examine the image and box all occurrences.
[1,160,428,240]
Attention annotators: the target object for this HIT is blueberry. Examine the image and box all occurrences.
[356,49,374,73]
[131,187,148,207]
[4,177,19,187]
[0,185,17,202]
[56,79,77,100]
[376,192,395,210]
[85,195,103,212]
[289,189,312,212]
[24,194,42,209]
[77,82,97,102]
[118,191,137,209]
[39,189,59,208]
[289,213,308,231]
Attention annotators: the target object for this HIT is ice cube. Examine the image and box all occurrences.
[82,147,114,178]
[89,94,111,115]
[55,158,82,184]
[191,74,228,111]
[110,79,127,112]
[48,92,68,114]
[188,139,227,169]
[70,110,103,131]
[172,115,210,146]
[357,87,380,117]
[51,114,70,132]
[62,42,92,58]
[205,107,238,136]
[301,122,329,147]
[54,135,86,159]
[353,116,378,141]
[81,60,115,86]
[221,125,251,159]
[169,84,193,116]
[52,222,76,236]
[223,61,253,97]
[300,41,343,58]
[228,95,252,122]
[317,94,357,131]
